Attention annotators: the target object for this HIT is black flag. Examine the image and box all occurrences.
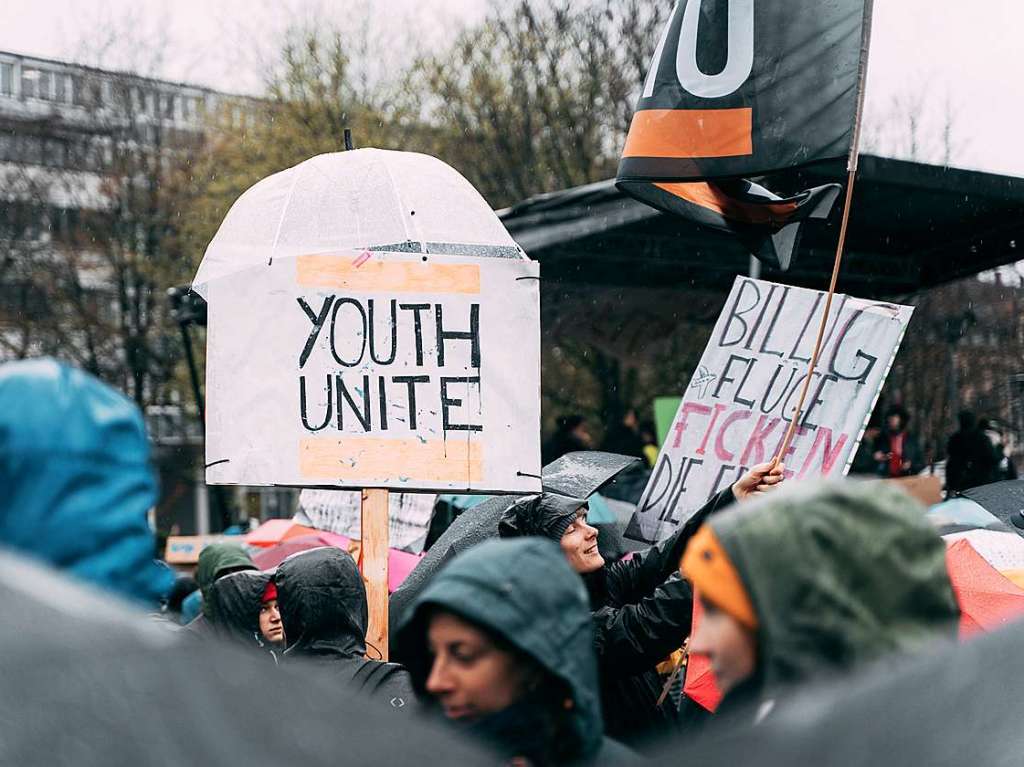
[616,0,873,270]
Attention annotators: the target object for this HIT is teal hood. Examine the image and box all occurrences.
[0,358,172,605]
[396,538,603,761]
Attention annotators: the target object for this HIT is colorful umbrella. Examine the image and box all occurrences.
[249,530,422,593]
[945,537,1024,636]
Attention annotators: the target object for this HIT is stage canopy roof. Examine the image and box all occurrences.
[499,155,1024,299]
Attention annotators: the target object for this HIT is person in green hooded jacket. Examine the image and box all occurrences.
[681,480,960,721]
[396,538,635,765]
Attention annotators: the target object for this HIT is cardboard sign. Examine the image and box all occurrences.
[165,535,230,565]
[204,251,541,493]
[296,489,436,554]
[626,277,913,543]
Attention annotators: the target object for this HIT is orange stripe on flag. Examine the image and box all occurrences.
[299,437,483,483]
[622,108,753,159]
[296,255,481,293]
[654,182,799,225]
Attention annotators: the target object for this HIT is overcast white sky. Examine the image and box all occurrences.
[2,0,1023,178]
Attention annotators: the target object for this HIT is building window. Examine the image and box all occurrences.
[38,71,53,100]
[21,68,37,99]
[0,63,12,96]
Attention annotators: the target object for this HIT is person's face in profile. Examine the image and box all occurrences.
[689,596,757,695]
[425,612,539,722]
[560,508,604,574]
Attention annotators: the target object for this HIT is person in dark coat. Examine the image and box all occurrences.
[183,543,257,639]
[681,480,959,722]
[945,411,998,495]
[206,569,282,659]
[275,547,414,710]
[497,461,784,749]
[396,538,634,765]
[601,408,646,460]
[872,405,923,478]
[542,415,593,465]
[164,576,199,624]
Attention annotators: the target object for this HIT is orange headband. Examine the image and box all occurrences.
[681,524,759,630]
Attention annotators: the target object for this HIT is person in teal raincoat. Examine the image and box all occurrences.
[396,538,635,765]
[0,358,172,605]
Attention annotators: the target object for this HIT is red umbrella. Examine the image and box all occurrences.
[249,532,423,593]
[946,537,1024,637]
[250,534,348,569]
[245,518,323,547]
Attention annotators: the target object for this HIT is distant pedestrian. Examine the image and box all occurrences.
[945,411,998,494]
[873,405,923,477]
[602,408,646,460]
[542,415,593,465]
[640,421,660,468]
[980,419,1018,482]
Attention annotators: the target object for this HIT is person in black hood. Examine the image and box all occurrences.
[206,570,282,659]
[396,538,634,765]
[183,543,258,640]
[275,547,414,710]
[498,461,784,749]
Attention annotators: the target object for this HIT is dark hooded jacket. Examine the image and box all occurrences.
[0,358,173,605]
[275,547,414,710]
[499,486,735,748]
[183,543,257,639]
[396,538,633,766]
[702,480,960,719]
[206,570,280,657]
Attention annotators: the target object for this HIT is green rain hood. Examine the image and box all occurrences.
[195,543,256,619]
[707,480,959,693]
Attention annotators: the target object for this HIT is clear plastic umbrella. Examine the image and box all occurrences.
[192,148,524,298]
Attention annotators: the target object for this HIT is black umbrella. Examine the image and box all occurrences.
[0,550,489,767]
[657,616,1024,767]
[390,452,638,635]
[962,479,1024,535]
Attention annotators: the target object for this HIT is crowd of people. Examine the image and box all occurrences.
[0,356,1013,765]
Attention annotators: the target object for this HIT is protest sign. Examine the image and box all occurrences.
[626,277,913,543]
[296,489,436,554]
[203,250,541,494]
[164,535,229,566]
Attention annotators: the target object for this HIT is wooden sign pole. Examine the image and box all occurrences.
[360,488,390,660]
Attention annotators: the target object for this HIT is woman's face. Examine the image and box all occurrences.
[559,509,604,574]
[689,596,756,695]
[259,599,285,646]
[425,612,537,722]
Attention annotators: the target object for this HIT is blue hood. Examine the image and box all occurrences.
[0,358,172,604]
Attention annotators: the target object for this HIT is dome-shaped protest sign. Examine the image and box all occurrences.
[194,149,540,495]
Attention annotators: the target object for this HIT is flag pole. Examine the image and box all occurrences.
[771,0,875,468]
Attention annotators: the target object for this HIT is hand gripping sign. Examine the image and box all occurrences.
[203,250,541,494]
[625,277,912,544]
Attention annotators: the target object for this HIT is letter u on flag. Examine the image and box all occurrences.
[616,0,874,271]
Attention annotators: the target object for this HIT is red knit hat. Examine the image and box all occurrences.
[261,581,277,603]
